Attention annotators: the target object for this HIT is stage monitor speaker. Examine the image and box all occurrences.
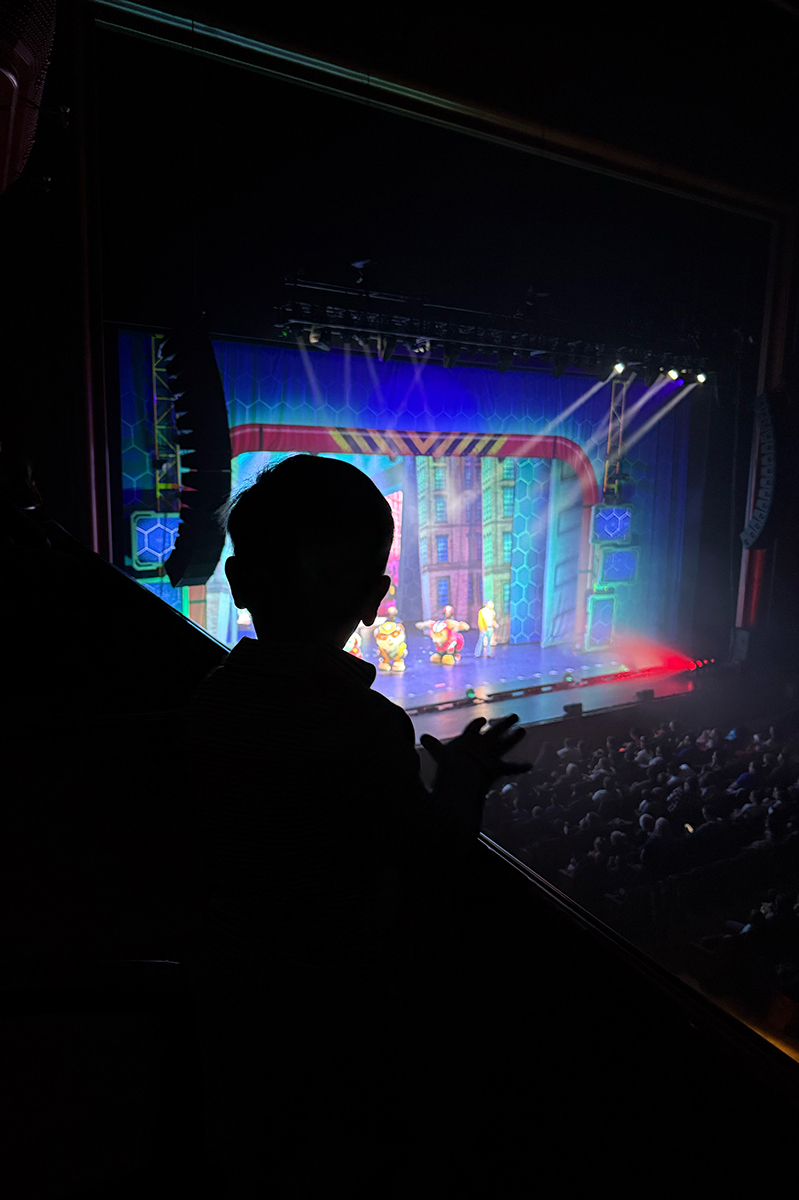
[162,316,231,587]
[0,1,56,196]
[563,703,582,718]
[636,689,655,703]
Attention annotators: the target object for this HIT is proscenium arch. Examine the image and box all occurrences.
[93,1,794,626]
[229,423,601,640]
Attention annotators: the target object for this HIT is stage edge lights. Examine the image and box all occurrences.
[668,369,679,379]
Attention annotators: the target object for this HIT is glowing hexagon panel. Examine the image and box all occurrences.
[591,505,632,544]
[509,457,550,644]
[600,547,638,584]
[585,594,616,650]
[131,511,181,570]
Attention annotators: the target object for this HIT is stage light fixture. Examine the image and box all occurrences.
[376,334,397,363]
[563,702,582,718]
[668,369,679,380]
[614,362,625,374]
[309,326,331,351]
[697,373,706,383]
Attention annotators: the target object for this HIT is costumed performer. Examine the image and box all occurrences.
[416,607,470,666]
[375,601,407,671]
[474,600,497,658]
[343,625,364,658]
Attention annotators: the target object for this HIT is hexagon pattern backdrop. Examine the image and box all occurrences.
[118,330,696,650]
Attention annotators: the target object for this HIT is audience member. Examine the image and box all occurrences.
[558,737,583,765]
[183,456,530,1197]
[469,701,799,1045]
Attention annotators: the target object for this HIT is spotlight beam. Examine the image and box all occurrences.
[613,382,698,463]
[618,373,670,427]
[294,334,326,406]
[541,373,615,435]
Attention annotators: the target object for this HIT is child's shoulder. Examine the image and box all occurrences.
[366,687,416,739]
[368,685,412,720]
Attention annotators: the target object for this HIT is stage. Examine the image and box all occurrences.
[358,629,697,743]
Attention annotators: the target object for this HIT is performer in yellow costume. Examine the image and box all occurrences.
[375,601,407,671]
[375,617,407,671]
[474,600,497,658]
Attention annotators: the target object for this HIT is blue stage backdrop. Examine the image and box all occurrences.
[118,330,698,654]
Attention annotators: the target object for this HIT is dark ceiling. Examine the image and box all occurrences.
[140,0,799,201]
[91,0,797,358]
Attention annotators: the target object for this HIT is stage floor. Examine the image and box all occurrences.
[367,631,639,703]
[359,628,695,744]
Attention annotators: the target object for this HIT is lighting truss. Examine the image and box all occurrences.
[273,279,712,378]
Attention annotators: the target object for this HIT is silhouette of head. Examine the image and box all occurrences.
[225,455,394,644]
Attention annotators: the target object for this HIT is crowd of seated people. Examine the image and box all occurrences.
[481,719,799,1028]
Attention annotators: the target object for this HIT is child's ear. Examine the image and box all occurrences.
[360,574,392,627]
[225,556,247,609]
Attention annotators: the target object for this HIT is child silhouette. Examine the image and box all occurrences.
[183,454,529,1197]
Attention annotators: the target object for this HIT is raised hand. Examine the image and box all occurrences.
[421,714,531,790]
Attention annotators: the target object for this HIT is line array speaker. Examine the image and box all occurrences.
[161,317,231,587]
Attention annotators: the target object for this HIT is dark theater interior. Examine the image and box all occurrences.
[3,2,799,1196]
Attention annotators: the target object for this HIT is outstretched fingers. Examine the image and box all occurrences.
[485,714,520,736]
[494,727,527,752]
[420,733,443,761]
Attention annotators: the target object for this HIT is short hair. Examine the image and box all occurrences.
[225,455,394,619]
